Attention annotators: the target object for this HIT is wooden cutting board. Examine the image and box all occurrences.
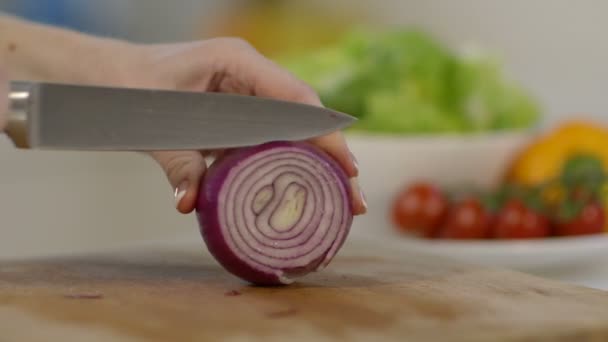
[2,238,608,342]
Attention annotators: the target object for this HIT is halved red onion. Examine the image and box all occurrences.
[196,141,353,285]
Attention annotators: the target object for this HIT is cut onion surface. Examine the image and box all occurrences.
[196,141,353,285]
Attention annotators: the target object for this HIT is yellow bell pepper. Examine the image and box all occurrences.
[508,120,608,186]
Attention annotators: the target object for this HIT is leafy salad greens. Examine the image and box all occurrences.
[279,29,541,134]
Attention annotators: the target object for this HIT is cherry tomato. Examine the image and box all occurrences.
[392,182,449,237]
[492,199,550,239]
[437,198,490,239]
[555,201,605,236]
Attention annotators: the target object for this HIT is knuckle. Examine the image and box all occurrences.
[291,81,321,104]
[297,81,317,97]
[158,153,193,184]
[212,37,254,53]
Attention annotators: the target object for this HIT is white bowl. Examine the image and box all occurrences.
[351,228,608,273]
[346,130,534,231]
[345,130,608,272]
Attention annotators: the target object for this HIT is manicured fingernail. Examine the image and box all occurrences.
[360,187,367,212]
[174,181,188,208]
[350,151,359,174]
[350,178,367,213]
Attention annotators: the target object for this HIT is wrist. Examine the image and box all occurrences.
[0,14,143,86]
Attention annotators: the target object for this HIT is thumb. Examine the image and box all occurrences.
[148,150,207,214]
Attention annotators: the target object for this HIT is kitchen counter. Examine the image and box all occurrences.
[4,232,608,341]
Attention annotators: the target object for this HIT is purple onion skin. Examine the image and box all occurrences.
[196,141,353,286]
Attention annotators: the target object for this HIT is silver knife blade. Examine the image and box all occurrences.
[5,81,356,151]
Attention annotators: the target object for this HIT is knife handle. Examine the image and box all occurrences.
[5,81,32,149]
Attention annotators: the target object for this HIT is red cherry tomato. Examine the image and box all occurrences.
[392,182,449,237]
[492,199,550,239]
[437,198,490,239]
[555,202,605,236]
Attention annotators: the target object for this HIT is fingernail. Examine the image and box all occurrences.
[350,178,367,213]
[350,151,359,174]
[174,181,188,208]
[360,186,367,212]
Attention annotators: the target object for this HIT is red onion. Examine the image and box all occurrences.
[196,141,353,285]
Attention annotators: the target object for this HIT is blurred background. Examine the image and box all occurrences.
[3,0,607,122]
[0,0,607,275]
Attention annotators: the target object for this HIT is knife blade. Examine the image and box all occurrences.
[4,80,356,151]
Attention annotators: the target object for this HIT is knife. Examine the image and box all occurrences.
[4,80,356,151]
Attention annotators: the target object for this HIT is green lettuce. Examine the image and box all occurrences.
[279,29,541,134]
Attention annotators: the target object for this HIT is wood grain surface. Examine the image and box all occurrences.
[2,239,608,342]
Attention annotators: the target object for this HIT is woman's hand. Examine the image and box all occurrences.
[133,39,366,215]
[0,15,366,216]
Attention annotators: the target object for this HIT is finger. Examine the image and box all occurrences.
[236,51,358,175]
[310,132,366,215]
[242,55,361,178]
[309,132,358,178]
[246,58,360,176]
[231,48,366,214]
[148,150,207,214]
[0,68,8,131]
